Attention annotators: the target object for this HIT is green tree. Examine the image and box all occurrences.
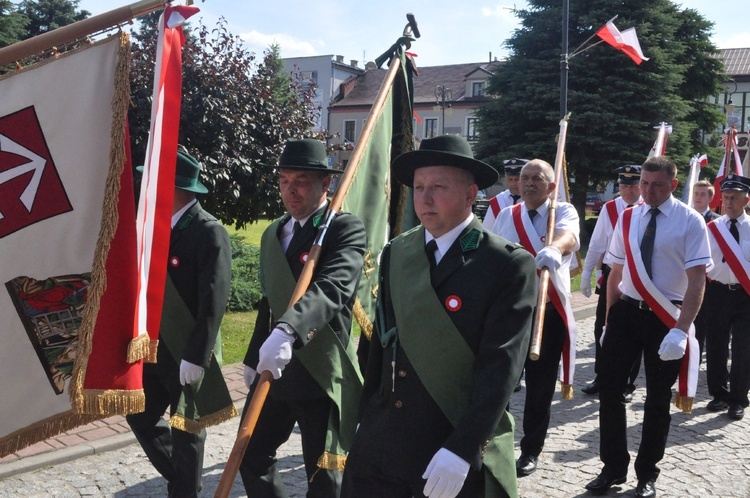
[0,0,29,48]
[129,15,318,228]
[476,0,724,209]
[17,0,89,38]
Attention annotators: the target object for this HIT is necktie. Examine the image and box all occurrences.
[425,239,438,272]
[640,208,659,279]
[286,221,302,255]
[511,194,520,205]
[528,209,538,221]
[730,219,740,243]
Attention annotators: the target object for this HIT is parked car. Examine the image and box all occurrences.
[585,193,604,215]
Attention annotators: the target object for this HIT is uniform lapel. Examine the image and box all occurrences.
[431,219,484,288]
[283,204,327,259]
[170,201,200,248]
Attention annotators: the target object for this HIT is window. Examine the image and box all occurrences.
[467,118,479,141]
[344,120,356,142]
[472,81,486,97]
[299,70,318,86]
[424,118,438,138]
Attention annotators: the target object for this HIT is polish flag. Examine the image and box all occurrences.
[710,128,743,209]
[596,20,650,65]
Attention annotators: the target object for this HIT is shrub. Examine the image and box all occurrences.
[228,233,262,312]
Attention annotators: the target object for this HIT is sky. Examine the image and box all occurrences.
[68,0,750,68]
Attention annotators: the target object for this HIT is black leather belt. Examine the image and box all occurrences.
[620,294,682,311]
[710,280,744,291]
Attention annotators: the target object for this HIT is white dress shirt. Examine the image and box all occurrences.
[707,212,750,285]
[425,213,475,265]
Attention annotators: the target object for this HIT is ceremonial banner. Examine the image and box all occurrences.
[342,48,415,339]
[710,128,744,209]
[0,33,141,456]
[682,154,708,207]
[596,19,650,65]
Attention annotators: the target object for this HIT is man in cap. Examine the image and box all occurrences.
[126,150,234,498]
[343,135,537,498]
[482,158,527,230]
[491,159,580,477]
[580,165,643,400]
[239,138,366,497]
[702,174,750,420]
[586,156,710,497]
[692,180,720,223]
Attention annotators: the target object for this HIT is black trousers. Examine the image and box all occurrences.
[239,388,341,498]
[598,300,681,482]
[126,347,206,498]
[519,303,565,457]
[341,458,486,498]
[704,282,750,407]
[592,266,641,390]
[693,278,712,364]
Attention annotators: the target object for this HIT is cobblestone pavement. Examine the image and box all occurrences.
[1,315,748,497]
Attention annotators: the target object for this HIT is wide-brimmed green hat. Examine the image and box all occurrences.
[392,135,498,189]
[136,150,208,194]
[268,138,343,174]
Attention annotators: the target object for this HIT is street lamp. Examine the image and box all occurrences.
[725,80,738,128]
[433,84,453,135]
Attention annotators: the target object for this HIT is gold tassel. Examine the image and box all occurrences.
[126,333,151,363]
[673,394,693,414]
[561,383,574,400]
[316,451,347,471]
[0,411,101,458]
[353,298,373,340]
[73,388,145,416]
[168,404,239,435]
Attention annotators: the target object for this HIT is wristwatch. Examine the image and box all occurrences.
[276,322,297,338]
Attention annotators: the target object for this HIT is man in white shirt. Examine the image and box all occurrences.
[492,159,580,478]
[702,174,750,421]
[692,180,720,223]
[482,158,526,229]
[580,165,642,400]
[586,156,710,498]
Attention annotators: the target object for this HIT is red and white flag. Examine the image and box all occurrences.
[596,20,650,65]
[648,122,672,157]
[710,128,743,209]
[683,154,708,207]
[131,4,199,362]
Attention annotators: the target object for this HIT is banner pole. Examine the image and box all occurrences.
[0,0,168,67]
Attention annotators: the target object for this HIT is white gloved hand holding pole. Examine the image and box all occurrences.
[535,246,562,271]
[179,360,204,386]
[257,327,295,379]
[422,448,470,498]
[658,328,687,361]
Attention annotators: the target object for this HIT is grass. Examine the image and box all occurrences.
[224,219,273,246]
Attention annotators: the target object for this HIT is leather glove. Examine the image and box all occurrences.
[422,448,470,498]
[243,365,257,389]
[535,246,562,271]
[257,327,295,379]
[179,360,204,386]
[658,328,687,361]
[580,271,592,298]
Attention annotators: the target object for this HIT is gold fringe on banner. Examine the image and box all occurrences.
[76,388,145,416]
[147,339,159,363]
[352,298,373,340]
[673,393,694,414]
[561,383,574,400]
[168,405,239,435]
[0,411,100,458]
[69,31,135,412]
[316,451,347,471]
[126,333,151,363]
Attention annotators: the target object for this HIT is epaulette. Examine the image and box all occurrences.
[505,242,525,252]
[459,228,482,252]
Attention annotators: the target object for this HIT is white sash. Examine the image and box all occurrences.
[709,220,750,294]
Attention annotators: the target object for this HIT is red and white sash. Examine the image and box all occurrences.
[604,200,619,230]
[621,208,699,405]
[488,196,502,218]
[510,204,577,389]
[707,220,750,295]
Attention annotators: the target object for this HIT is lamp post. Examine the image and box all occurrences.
[725,80,738,128]
[433,84,453,135]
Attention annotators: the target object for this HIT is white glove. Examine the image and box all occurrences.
[257,327,295,379]
[422,448,470,498]
[580,271,592,298]
[179,360,204,386]
[535,246,562,271]
[595,269,603,290]
[243,365,257,389]
[599,326,606,347]
[658,328,687,361]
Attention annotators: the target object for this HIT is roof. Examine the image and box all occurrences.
[330,61,501,108]
[716,48,750,77]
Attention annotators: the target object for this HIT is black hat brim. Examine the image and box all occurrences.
[262,163,344,174]
[392,150,498,189]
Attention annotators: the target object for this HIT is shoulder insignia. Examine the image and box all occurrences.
[312,213,324,228]
[505,242,524,252]
[177,214,193,230]
[459,228,482,252]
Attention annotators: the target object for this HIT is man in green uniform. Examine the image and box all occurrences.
[240,138,366,497]
[343,135,538,498]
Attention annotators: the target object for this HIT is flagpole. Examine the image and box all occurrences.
[560,0,569,118]
[0,0,168,67]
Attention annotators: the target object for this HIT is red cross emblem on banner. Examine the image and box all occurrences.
[0,106,72,238]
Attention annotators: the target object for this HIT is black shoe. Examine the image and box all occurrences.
[635,479,656,497]
[581,381,600,395]
[585,470,627,495]
[707,398,729,412]
[516,454,537,477]
[514,379,522,392]
[728,404,745,420]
